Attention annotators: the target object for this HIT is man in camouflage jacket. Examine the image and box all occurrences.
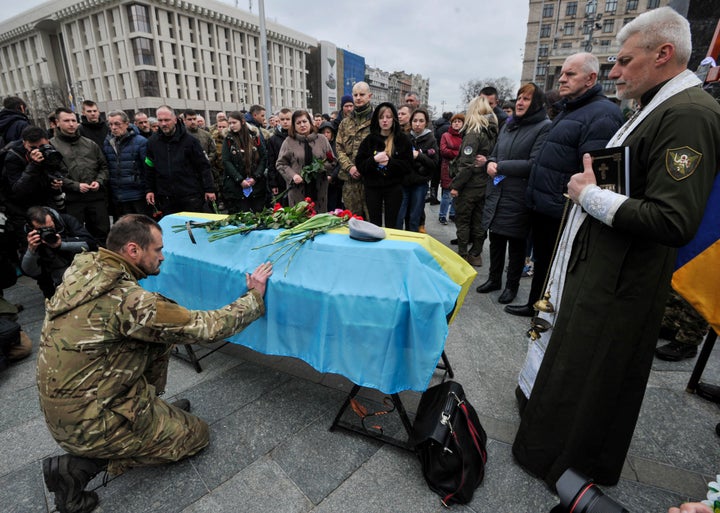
[37,214,272,513]
[336,81,373,219]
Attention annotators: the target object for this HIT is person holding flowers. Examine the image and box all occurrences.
[355,102,413,227]
[222,111,267,213]
[276,110,335,213]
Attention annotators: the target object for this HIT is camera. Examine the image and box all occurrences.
[37,226,60,244]
[37,143,64,167]
[25,223,60,245]
[550,468,629,513]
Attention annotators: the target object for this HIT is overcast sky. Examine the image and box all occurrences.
[6,0,530,113]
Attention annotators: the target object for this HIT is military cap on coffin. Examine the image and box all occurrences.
[348,218,386,242]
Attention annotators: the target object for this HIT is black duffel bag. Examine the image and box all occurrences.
[410,380,487,506]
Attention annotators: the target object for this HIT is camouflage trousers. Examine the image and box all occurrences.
[341,180,369,219]
[42,347,209,476]
[454,186,487,257]
[661,289,709,346]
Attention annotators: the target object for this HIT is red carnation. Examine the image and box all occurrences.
[326,150,335,163]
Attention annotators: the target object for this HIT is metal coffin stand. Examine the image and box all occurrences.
[172,341,230,373]
[329,351,454,450]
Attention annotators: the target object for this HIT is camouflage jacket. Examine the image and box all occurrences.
[335,105,373,181]
[37,248,264,439]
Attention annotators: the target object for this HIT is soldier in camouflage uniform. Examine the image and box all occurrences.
[655,288,709,361]
[37,214,272,513]
[210,118,229,210]
[336,81,373,219]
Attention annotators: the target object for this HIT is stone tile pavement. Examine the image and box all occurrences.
[1,207,718,513]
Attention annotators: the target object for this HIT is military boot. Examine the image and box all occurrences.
[43,454,107,513]
[171,398,191,412]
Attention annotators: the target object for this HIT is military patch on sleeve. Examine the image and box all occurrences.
[462,145,474,156]
[156,301,191,325]
[665,146,702,181]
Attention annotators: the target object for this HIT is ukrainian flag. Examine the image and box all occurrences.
[672,173,720,333]
[144,213,477,394]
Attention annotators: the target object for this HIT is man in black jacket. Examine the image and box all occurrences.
[21,206,95,298]
[0,96,30,145]
[145,106,216,215]
[77,100,109,150]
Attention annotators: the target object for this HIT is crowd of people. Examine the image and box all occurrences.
[0,6,717,513]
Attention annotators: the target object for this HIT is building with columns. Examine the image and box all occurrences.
[0,0,315,123]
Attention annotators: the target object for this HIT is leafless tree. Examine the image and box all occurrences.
[460,77,517,106]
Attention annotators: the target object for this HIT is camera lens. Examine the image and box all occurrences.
[39,144,64,167]
[39,227,59,244]
[554,468,629,513]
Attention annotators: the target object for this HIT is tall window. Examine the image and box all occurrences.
[538,43,549,58]
[540,24,551,38]
[536,62,548,77]
[136,70,160,96]
[603,19,615,33]
[131,37,155,65]
[626,0,638,10]
[586,0,597,15]
[127,4,151,33]
[564,22,575,36]
[542,4,554,17]
[566,2,578,16]
[647,0,660,8]
[605,0,618,12]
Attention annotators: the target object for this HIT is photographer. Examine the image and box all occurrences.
[21,206,96,298]
[1,126,67,258]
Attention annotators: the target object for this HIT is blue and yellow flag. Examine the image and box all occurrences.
[672,173,720,334]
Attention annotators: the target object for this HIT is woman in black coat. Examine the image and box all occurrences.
[477,83,551,303]
[355,102,413,227]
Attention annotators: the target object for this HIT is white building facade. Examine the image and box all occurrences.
[0,0,316,121]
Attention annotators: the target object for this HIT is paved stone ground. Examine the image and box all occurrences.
[1,206,718,513]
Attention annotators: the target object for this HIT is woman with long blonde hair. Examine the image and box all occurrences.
[449,96,497,267]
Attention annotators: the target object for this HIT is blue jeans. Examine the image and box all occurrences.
[397,183,428,231]
[439,188,455,219]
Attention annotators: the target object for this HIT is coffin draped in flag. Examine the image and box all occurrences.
[143,214,477,394]
[672,173,720,334]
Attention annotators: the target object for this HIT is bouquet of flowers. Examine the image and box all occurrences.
[173,198,361,274]
[300,151,335,183]
[704,475,720,512]
[255,206,362,275]
[172,199,316,242]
